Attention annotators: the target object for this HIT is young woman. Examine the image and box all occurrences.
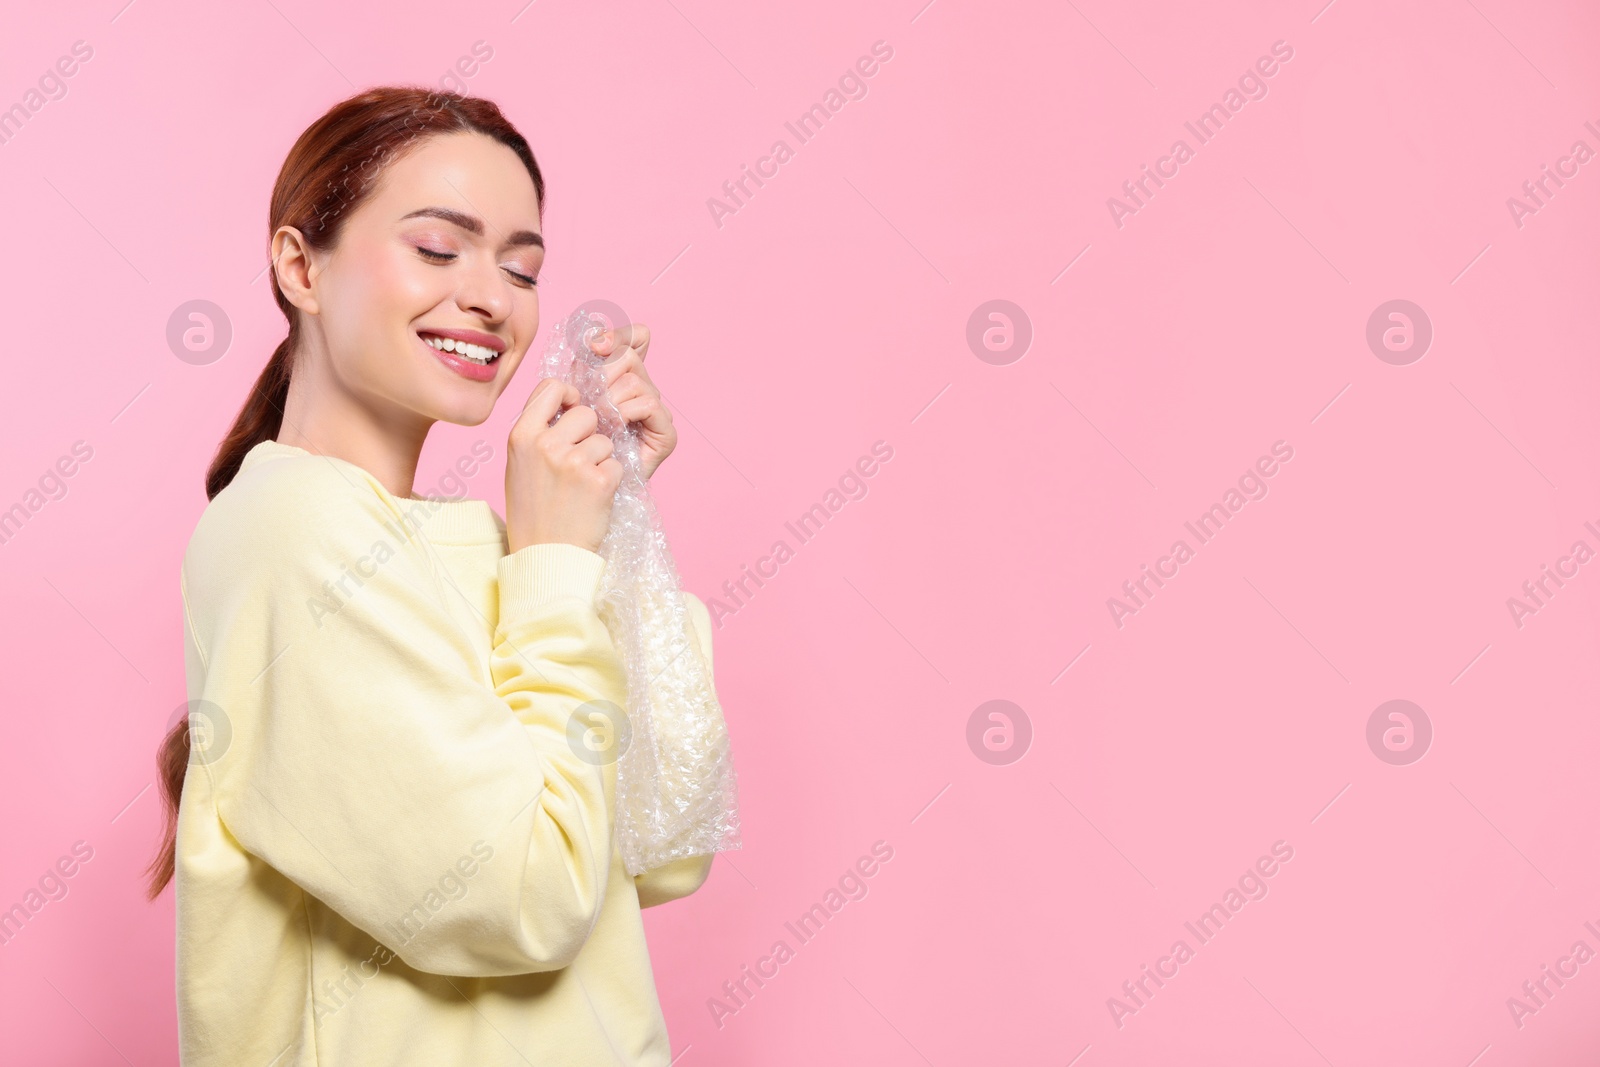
[145,86,722,1066]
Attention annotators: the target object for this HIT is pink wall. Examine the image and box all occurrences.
[2,0,1599,1063]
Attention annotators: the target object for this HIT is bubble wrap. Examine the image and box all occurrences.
[537,307,742,877]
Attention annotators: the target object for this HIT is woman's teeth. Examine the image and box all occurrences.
[423,334,499,365]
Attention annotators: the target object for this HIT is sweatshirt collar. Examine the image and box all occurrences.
[240,439,507,547]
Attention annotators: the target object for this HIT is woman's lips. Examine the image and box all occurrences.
[418,331,499,383]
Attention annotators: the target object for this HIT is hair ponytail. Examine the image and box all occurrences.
[204,333,295,502]
[144,85,545,900]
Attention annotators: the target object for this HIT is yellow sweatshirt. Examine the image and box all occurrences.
[175,438,718,1066]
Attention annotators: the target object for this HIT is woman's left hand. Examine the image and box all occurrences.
[590,323,677,480]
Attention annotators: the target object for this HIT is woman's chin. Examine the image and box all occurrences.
[431,402,495,427]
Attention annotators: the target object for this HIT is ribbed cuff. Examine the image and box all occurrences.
[496,542,608,637]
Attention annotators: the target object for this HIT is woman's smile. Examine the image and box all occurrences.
[417,326,506,382]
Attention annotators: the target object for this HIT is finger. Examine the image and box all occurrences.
[521,377,578,425]
[588,323,650,361]
[627,323,648,360]
[547,401,601,444]
[609,370,663,412]
[621,357,656,391]
[602,351,661,400]
[616,394,672,435]
[604,359,654,394]
[601,342,655,377]
[601,347,639,385]
[574,428,616,465]
[607,373,645,407]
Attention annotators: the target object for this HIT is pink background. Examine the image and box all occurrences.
[2,0,1598,1063]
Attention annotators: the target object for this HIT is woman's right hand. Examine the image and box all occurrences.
[505,377,623,556]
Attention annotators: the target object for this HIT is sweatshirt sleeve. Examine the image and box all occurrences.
[632,591,718,909]
[181,455,629,977]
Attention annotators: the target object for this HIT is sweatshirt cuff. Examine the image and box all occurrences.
[496,542,608,636]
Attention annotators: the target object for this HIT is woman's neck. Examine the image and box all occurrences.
[275,358,431,501]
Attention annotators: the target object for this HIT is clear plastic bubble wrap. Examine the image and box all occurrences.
[538,307,742,877]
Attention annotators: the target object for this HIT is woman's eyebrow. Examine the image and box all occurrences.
[400,206,544,248]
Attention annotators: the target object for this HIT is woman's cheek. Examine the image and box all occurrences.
[369,248,439,307]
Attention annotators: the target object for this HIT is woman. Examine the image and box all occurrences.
[144,86,722,1066]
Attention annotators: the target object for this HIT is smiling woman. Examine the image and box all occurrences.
[146,86,728,1067]
[256,123,549,469]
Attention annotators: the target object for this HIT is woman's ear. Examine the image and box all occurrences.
[271,225,321,315]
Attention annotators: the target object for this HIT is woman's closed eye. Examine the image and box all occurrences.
[416,246,537,286]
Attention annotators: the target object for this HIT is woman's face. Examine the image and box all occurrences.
[292,129,544,428]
